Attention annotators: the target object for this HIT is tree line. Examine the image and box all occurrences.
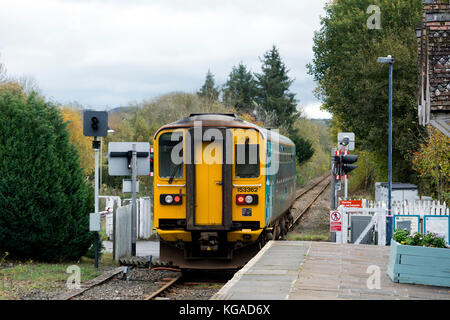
[0,43,331,261]
[197,45,314,166]
[308,0,449,202]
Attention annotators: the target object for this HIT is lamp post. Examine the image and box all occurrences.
[377,55,394,245]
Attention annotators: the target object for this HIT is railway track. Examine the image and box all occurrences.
[146,270,232,300]
[290,173,330,228]
[144,271,183,300]
[65,266,228,300]
[64,175,330,301]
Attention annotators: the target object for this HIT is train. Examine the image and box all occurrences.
[153,113,297,269]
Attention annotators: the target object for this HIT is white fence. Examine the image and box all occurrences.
[340,198,449,217]
[335,199,449,245]
[336,206,386,246]
[100,196,153,240]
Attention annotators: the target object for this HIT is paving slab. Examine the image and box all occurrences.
[211,241,450,300]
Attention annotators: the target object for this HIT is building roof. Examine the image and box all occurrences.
[378,183,418,190]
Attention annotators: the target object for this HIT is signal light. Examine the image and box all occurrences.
[332,152,358,177]
[236,194,258,205]
[91,116,99,130]
[173,195,181,203]
[341,154,358,175]
[83,110,108,137]
[149,148,154,177]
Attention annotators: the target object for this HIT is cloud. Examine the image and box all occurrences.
[302,102,331,119]
[0,0,328,109]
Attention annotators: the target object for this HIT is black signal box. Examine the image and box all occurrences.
[83,110,108,137]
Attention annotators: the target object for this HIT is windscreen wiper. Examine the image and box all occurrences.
[168,164,181,184]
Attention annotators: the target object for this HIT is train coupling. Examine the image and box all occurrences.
[199,232,219,251]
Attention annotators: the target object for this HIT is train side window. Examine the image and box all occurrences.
[159,132,183,179]
[235,144,259,178]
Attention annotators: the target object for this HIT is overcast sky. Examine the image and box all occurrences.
[0,0,331,119]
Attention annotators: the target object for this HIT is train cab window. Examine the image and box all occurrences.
[159,132,183,179]
[235,144,259,178]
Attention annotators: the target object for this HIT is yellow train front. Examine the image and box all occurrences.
[153,113,296,269]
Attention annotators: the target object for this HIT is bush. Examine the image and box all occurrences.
[0,89,94,261]
[85,239,106,259]
[392,229,447,248]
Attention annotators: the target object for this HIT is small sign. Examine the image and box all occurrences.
[123,179,139,193]
[394,215,420,233]
[242,208,252,217]
[424,215,449,245]
[340,200,362,208]
[335,180,341,191]
[330,210,342,232]
[108,142,150,176]
[89,213,101,231]
[338,132,355,150]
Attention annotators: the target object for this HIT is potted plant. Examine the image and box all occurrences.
[387,229,450,287]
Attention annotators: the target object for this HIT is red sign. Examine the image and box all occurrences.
[330,210,342,232]
[339,200,362,208]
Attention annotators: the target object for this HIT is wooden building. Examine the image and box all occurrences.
[417,0,450,137]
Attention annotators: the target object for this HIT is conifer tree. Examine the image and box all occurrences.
[0,87,94,261]
[255,45,299,133]
[223,63,258,113]
[197,69,220,102]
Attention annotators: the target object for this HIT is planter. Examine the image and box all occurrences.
[387,240,450,287]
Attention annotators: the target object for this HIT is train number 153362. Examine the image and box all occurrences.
[237,186,258,193]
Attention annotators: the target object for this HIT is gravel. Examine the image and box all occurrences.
[294,185,332,234]
[72,268,179,300]
[288,176,332,241]
[160,283,222,300]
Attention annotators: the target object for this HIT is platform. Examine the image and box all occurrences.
[211,241,450,300]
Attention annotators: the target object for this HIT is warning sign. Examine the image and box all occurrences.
[330,210,342,232]
[339,200,362,208]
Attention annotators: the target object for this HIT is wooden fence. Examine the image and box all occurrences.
[100,196,153,240]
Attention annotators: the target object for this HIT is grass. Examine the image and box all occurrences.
[0,252,117,300]
[286,231,330,242]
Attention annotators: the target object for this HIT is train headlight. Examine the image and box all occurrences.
[165,195,173,204]
[160,194,183,205]
[236,194,258,205]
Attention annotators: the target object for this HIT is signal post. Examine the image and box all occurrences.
[83,110,109,268]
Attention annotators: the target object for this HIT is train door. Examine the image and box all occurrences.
[186,127,232,230]
[194,140,223,225]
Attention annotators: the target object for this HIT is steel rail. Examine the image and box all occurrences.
[56,266,126,300]
[291,176,330,227]
[295,172,329,200]
[144,273,183,300]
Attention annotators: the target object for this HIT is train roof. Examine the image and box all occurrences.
[154,113,295,146]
